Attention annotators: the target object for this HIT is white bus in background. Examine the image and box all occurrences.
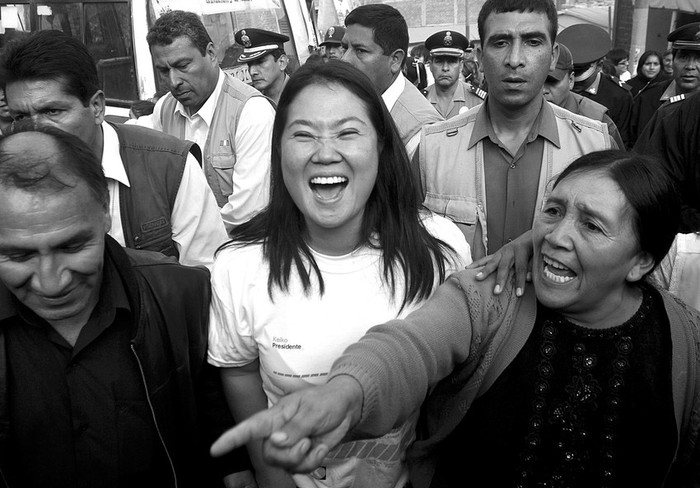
[0,0,318,118]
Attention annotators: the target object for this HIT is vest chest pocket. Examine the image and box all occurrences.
[134,229,178,258]
[207,148,235,201]
[424,193,478,245]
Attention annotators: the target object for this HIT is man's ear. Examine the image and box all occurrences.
[476,46,484,73]
[550,42,560,72]
[278,54,289,71]
[389,48,406,75]
[89,90,106,126]
[206,42,218,63]
[103,211,112,235]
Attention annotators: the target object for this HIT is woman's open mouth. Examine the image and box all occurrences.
[543,255,577,284]
[310,176,349,201]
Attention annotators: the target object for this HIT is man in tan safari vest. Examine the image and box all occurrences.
[419,0,612,261]
[146,10,276,232]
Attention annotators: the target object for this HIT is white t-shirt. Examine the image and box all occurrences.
[208,213,470,488]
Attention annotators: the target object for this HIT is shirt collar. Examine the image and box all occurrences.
[660,80,679,101]
[452,82,468,102]
[468,97,559,149]
[173,69,225,125]
[381,74,405,112]
[101,122,130,187]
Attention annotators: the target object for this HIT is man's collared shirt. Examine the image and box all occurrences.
[469,98,560,254]
[4,255,168,488]
[101,121,227,269]
[172,69,226,149]
[147,69,275,229]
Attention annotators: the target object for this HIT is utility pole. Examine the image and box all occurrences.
[629,0,650,75]
[465,0,470,40]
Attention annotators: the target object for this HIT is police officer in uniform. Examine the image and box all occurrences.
[423,30,484,119]
[634,91,700,231]
[630,22,700,146]
[236,28,290,104]
[320,25,346,61]
[543,43,625,148]
[559,24,633,148]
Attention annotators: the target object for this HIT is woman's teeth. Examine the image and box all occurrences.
[543,256,576,283]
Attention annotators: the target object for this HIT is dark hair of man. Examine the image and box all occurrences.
[146,10,212,55]
[552,150,680,272]
[0,125,109,211]
[345,4,409,68]
[0,30,99,107]
[222,60,455,309]
[477,0,558,45]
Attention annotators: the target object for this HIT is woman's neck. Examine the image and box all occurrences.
[305,221,364,256]
[562,285,644,330]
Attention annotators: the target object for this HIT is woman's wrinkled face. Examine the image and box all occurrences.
[531,170,651,326]
[640,55,661,79]
[280,83,380,253]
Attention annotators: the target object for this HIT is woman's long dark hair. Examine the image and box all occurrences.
[222,61,455,309]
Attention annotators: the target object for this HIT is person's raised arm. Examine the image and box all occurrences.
[212,271,487,471]
[212,375,364,473]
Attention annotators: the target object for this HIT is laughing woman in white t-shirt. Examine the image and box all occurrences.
[207,61,471,488]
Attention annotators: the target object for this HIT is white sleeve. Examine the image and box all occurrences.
[220,97,275,231]
[128,114,155,129]
[143,96,165,131]
[405,131,421,161]
[207,253,260,367]
[421,211,473,273]
[170,153,229,270]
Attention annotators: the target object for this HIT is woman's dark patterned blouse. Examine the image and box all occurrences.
[432,285,676,488]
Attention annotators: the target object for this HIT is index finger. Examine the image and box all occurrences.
[211,410,283,457]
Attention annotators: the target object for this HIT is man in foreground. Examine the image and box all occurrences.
[0,128,252,487]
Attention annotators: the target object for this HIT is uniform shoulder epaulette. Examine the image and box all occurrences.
[467,83,487,100]
[669,93,686,104]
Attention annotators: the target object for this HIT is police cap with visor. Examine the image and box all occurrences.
[235,28,289,63]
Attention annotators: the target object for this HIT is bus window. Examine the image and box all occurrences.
[85,2,138,103]
[0,1,138,107]
[0,4,31,45]
[37,3,81,36]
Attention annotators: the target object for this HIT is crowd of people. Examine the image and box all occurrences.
[0,0,699,487]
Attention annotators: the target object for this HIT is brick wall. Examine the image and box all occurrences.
[613,0,633,50]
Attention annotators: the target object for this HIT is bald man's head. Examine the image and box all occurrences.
[0,127,109,211]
